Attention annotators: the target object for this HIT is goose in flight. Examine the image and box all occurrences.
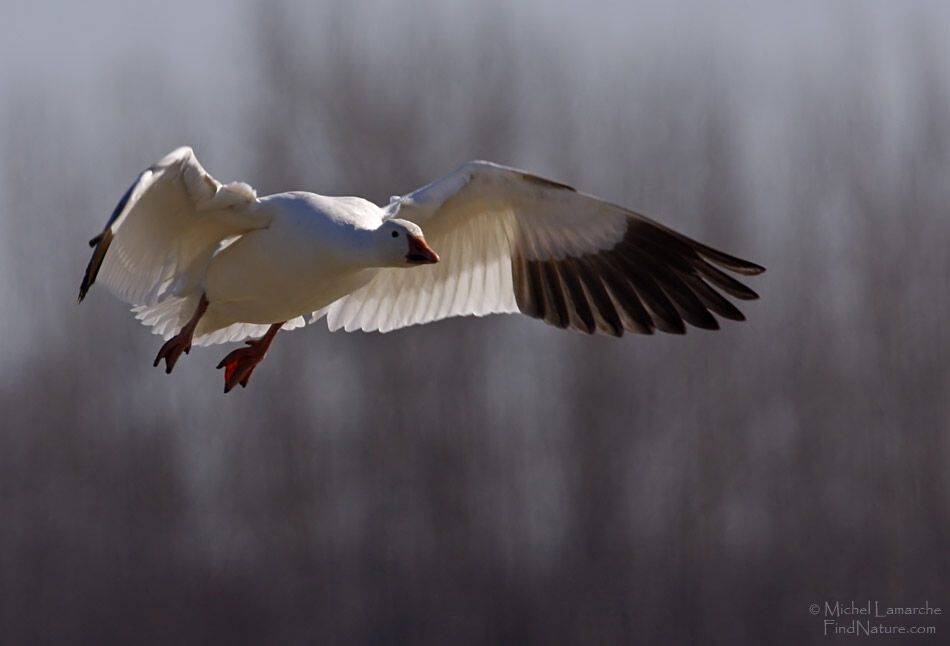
[79,147,764,392]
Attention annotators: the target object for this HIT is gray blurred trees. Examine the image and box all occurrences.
[1,2,949,644]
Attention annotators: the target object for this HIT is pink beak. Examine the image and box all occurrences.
[406,234,440,265]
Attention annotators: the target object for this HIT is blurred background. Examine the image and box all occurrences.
[2,0,948,643]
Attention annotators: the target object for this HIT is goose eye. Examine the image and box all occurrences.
[391,231,399,238]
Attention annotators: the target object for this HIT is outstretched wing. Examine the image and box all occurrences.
[318,160,764,335]
[79,146,269,306]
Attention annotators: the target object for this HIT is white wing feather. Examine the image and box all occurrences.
[88,146,267,305]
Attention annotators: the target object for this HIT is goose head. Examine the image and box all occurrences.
[377,219,440,267]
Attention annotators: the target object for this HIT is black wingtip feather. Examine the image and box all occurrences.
[694,262,760,300]
[539,262,570,329]
[674,269,747,321]
[695,246,766,275]
[555,260,597,334]
[78,227,113,303]
[573,259,624,337]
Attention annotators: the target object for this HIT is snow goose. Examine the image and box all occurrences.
[79,147,764,392]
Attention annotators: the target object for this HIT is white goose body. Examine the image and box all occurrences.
[203,192,384,331]
[79,147,764,391]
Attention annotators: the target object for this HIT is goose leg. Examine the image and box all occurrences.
[153,293,209,374]
[216,322,284,393]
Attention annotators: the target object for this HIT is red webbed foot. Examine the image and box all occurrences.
[215,322,283,393]
[217,340,267,392]
[153,334,192,374]
[152,293,209,374]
